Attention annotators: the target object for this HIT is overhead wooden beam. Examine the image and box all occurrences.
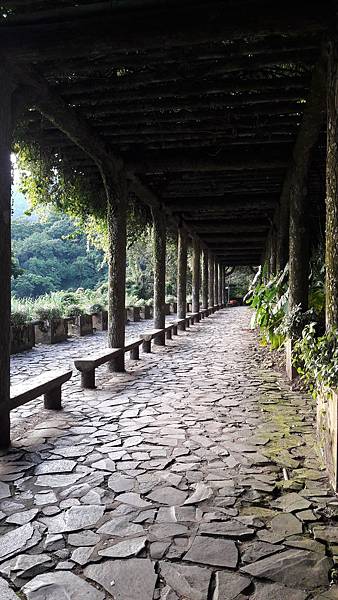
[4,58,207,250]
[1,3,327,61]
[130,157,287,174]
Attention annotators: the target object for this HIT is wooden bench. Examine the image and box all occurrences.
[74,340,143,388]
[10,369,73,411]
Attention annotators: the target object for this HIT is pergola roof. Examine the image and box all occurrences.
[0,0,331,264]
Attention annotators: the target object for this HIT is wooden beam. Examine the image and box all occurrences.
[130,157,287,174]
[1,3,327,61]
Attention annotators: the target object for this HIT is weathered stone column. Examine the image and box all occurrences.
[0,71,13,447]
[208,254,215,309]
[202,248,209,310]
[220,266,225,305]
[177,227,187,329]
[152,208,166,345]
[102,170,128,372]
[192,238,200,318]
[214,260,219,308]
[326,39,338,330]
[286,59,326,380]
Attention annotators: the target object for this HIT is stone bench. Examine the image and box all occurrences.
[139,328,165,352]
[74,340,143,388]
[10,369,73,412]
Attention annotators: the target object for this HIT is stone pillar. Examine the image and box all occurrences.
[202,248,209,310]
[177,227,187,328]
[192,238,200,317]
[214,260,219,308]
[217,263,222,305]
[270,228,277,275]
[208,255,214,309]
[152,207,166,345]
[103,170,128,372]
[221,266,225,305]
[0,71,13,447]
[326,38,338,331]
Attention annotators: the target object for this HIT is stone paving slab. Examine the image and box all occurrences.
[0,307,336,598]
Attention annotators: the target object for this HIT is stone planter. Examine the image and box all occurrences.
[127,307,141,322]
[10,323,35,354]
[139,305,152,320]
[69,314,93,337]
[35,318,68,344]
[164,303,171,315]
[169,302,177,314]
[92,310,108,331]
[317,388,338,491]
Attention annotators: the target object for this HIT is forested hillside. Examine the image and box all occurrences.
[12,212,107,297]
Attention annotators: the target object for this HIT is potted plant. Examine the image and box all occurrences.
[34,307,68,344]
[89,303,108,331]
[10,311,35,354]
[66,305,93,337]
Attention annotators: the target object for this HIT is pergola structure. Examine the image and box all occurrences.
[0,1,337,447]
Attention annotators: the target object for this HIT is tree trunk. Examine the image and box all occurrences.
[152,207,166,344]
[177,227,187,320]
[102,169,128,371]
[202,248,209,309]
[326,38,338,330]
[192,238,200,314]
[0,72,13,448]
[208,255,214,307]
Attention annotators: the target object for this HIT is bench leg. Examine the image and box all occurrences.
[142,340,151,353]
[130,346,139,360]
[166,328,172,340]
[0,411,10,449]
[154,332,165,346]
[81,370,95,389]
[172,325,178,335]
[44,387,62,410]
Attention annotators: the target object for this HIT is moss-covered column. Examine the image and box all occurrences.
[326,38,338,330]
[208,255,215,309]
[152,207,166,345]
[102,169,128,372]
[0,71,14,447]
[192,238,200,317]
[202,248,209,310]
[177,227,187,328]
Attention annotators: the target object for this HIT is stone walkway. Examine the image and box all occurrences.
[1,307,337,599]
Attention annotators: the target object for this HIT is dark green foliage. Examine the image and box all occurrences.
[12,212,107,297]
[245,265,289,349]
[293,324,338,396]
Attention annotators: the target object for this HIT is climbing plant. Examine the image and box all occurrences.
[293,323,338,397]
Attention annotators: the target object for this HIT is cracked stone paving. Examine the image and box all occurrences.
[1,307,338,599]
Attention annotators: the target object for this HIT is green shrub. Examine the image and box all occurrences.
[293,324,338,397]
[65,305,84,318]
[35,306,63,321]
[11,310,30,327]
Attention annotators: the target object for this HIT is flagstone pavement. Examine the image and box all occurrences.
[1,307,338,599]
